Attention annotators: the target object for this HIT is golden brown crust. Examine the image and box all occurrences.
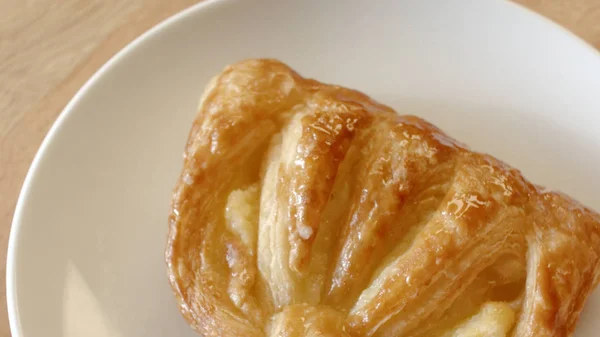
[166,59,600,337]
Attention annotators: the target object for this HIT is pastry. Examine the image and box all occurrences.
[165,59,600,337]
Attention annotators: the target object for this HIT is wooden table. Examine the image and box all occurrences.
[1,0,599,335]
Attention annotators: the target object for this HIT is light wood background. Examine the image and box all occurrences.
[1,0,600,335]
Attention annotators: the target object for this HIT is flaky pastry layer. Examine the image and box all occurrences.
[166,59,600,337]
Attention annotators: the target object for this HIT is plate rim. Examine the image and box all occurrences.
[5,0,600,336]
[5,0,226,335]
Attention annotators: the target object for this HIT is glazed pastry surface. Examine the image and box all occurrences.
[166,59,600,337]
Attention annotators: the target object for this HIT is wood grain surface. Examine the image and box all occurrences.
[0,0,599,335]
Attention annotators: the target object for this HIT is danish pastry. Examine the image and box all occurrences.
[166,59,600,337]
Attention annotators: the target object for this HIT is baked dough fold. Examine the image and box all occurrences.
[166,59,600,337]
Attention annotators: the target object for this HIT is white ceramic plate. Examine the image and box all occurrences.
[7,0,600,336]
